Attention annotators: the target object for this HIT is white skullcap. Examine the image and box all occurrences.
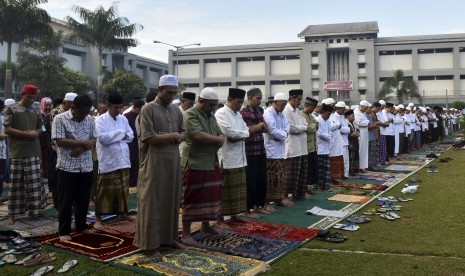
[395,106,399,110]
[159,75,179,87]
[406,107,412,111]
[274,93,287,101]
[199,87,218,100]
[413,107,417,111]
[398,104,405,109]
[360,100,370,106]
[379,100,386,105]
[172,99,181,105]
[325,98,336,105]
[351,105,357,110]
[64,92,78,102]
[4,99,15,106]
[408,103,414,107]
[335,101,346,108]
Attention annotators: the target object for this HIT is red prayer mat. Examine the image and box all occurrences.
[227,220,319,242]
[34,229,140,262]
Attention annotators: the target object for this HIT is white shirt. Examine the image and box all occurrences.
[409,113,416,130]
[421,114,429,130]
[428,112,438,128]
[393,114,404,133]
[380,110,394,135]
[215,104,250,169]
[283,103,308,158]
[122,106,132,114]
[328,113,343,156]
[263,106,290,159]
[334,112,350,146]
[413,114,421,131]
[95,112,133,174]
[316,115,332,155]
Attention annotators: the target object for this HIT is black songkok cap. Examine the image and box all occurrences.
[228,88,246,99]
[321,104,333,113]
[267,96,274,102]
[305,97,318,106]
[134,99,145,109]
[182,92,196,101]
[289,89,303,97]
[344,109,354,117]
[107,92,123,105]
[372,102,381,107]
[385,102,394,108]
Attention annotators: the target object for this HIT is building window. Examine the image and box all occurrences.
[418,76,435,81]
[379,50,412,56]
[311,65,319,70]
[63,48,82,56]
[460,48,465,53]
[359,90,366,95]
[418,48,452,54]
[435,75,453,80]
[329,39,334,43]
[337,39,341,43]
[358,64,366,69]
[344,38,348,43]
[311,52,319,57]
[312,91,319,96]
[270,80,300,85]
[237,81,265,86]
[205,58,231,63]
[237,56,265,62]
[357,49,366,55]
[460,75,465,79]
[177,60,199,65]
[270,55,299,60]
[184,83,200,88]
[204,82,231,87]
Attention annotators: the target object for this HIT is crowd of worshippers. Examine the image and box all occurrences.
[0,76,461,258]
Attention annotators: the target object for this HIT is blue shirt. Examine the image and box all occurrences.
[263,107,290,159]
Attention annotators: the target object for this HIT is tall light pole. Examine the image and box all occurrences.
[153,40,201,75]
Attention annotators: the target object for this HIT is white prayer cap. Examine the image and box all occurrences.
[172,99,181,105]
[159,75,179,87]
[394,106,399,110]
[379,100,386,105]
[359,100,370,106]
[408,103,414,107]
[406,107,412,111]
[274,93,287,101]
[4,99,15,106]
[199,87,218,100]
[398,104,405,109]
[325,98,336,105]
[335,101,346,108]
[351,105,357,110]
[64,92,78,102]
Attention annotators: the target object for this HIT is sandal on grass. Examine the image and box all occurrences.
[333,222,359,231]
[24,253,56,267]
[380,213,396,221]
[3,254,17,264]
[317,235,345,243]
[362,208,382,215]
[387,212,400,219]
[57,260,77,273]
[31,265,54,276]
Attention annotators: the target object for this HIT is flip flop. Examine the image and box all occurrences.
[333,222,359,231]
[3,253,17,264]
[387,212,401,219]
[57,260,77,273]
[31,265,54,276]
[15,253,40,265]
[380,213,395,221]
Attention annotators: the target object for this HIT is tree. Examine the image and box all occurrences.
[0,62,19,98]
[377,69,423,104]
[65,3,143,102]
[103,69,145,104]
[0,0,53,98]
[452,101,465,111]
[61,68,91,96]
[16,30,67,98]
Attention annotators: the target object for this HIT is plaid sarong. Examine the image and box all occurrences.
[182,166,222,223]
[8,156,46,216]
[378,135,387,165]
[220,167,247,216]
[349,149,359,172]
[368,141,377,168]
[415,131,421,148]
[285,156,308,198]
[329,155,344,181]
[95,169,130,215]
[317,154,331,190]
[266,159,285,201]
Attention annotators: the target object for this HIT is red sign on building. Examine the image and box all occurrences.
[323,81,353,91]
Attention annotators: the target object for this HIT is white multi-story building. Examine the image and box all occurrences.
[169,21,465,106]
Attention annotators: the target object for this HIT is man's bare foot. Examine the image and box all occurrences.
[242,212,260,219]
[201,225,221,235]
[170,240,186,249]
[215,220,231,230]
[81,229,92,234]
[88,200,95,207]
[281,198,294,206]
[253,207,269,214]
[6,216,14,225]
[265,204,276,212]
[59,235,72,242]
[143,249,162,259]
[180,235,197,246]
[93,221,105,230]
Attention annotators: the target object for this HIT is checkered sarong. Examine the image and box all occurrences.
[95,169,130,215]
[317,154,331,190]
[368,141,377,168]
[8,156,46,216]
[378,135,387,165]
[220,167,247,216]
[285,155,308,198]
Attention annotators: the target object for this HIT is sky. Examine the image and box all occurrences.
[41,0,465,63]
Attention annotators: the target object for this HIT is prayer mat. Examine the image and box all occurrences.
[100,218,136,238]
[334,182,388,191]
[226,221,319,242]
[389,160,426,166]
[191,231,301,262]
[384,165,419,172]
[0,214,58,238]
[306,206,351,218]
[34,229,140,262]
[327,194,371,204]
[358,175,395,181]
[86,211,118,223]
[114,247,270,276]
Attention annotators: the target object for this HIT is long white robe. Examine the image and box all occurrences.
[354,108,370,169]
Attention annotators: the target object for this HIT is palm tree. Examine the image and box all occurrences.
[66,3,143,102]
[377,69,423,104]
[0,0,53,98]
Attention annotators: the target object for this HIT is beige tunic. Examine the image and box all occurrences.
[133,98,185,250]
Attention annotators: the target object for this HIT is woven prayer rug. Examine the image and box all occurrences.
[334,182,388,191]
[389,160,426,166]
[34,229,140,262]
[192,231,301,262]
[101,218,136,238]
[0,214,58,238]
[114,247,270,276]
[226,221,319,242]
[327,194,371,204]
[384,165,419,172]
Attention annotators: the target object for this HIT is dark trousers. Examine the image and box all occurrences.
[386,135,395,159]
[431,126,439,142]
[129,159,139,187]
[49,150,58,207]
[56,169,93,236]
[422,130,428,145]
[307,151,318,185]
[245,154,267,210]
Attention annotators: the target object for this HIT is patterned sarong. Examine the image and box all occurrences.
[182,166,222,223]
[285,155,308,198]
[266,159,285,201]
[220,167,247,216]
[95,168,129,215]
[8,157,46,216]
[349,149,359,173]
[317,154,331,190]
[329,155,344,181]
[378,135,387,164]
[368,141,377,168]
